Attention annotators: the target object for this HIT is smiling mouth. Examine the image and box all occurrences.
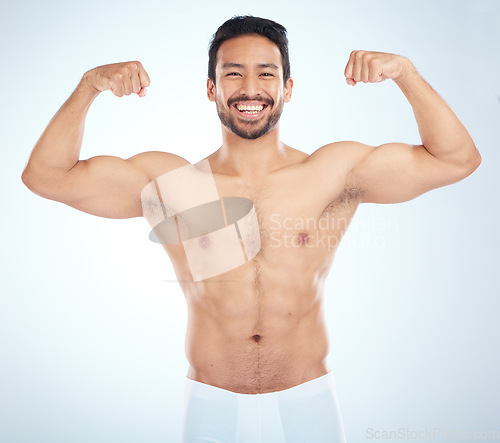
[233,103,269,116]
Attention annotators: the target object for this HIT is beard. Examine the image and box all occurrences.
[215,95,284,140]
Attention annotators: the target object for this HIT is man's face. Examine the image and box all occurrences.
[207,34,293,140]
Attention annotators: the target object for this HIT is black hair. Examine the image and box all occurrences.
[208,15,291,84]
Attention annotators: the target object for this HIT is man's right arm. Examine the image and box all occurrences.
[21,61,177,219]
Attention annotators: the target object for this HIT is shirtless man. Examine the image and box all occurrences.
[22,15,481,443]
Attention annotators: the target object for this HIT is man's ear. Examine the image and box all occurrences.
[207,78,216,102]
[284,77,294,103]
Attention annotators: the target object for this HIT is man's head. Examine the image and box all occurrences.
[207,16,293,140]
[208,15,291,85]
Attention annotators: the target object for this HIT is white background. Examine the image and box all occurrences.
[1,0,499,441]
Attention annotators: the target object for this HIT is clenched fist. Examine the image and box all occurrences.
[344,51,412,86]
[83,61,151,97]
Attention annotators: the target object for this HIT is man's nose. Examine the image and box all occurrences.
[239,75,260,96]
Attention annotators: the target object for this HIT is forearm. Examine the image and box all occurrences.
[22,72,100,186]
[394,60,481,167]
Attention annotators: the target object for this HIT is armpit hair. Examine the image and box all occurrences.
[322,186,364,215]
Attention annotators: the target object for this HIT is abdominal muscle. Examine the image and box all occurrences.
[177,247,333,394]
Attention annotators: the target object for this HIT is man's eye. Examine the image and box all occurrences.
[261,73,274,77]
[227,72,240,76]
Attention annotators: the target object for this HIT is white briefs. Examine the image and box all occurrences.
[182,371,347,442]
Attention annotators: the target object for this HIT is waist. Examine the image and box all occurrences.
[185,370,336,400]
[185,317,330,393]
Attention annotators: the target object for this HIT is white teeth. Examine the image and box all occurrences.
[236,104,265,112]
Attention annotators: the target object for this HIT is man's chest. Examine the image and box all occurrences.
[143,160,358,240]
[141,160,359,280]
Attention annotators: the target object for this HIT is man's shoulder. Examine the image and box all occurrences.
[129,151,191,181]
[307,140,373,170]
[310,140,370,158]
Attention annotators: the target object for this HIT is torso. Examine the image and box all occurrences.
[141,143,362,393]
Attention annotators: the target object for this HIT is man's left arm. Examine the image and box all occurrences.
[343,51,482,204]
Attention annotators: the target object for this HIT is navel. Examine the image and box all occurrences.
[252,334,262,343]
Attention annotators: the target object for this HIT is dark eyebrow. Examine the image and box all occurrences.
[221,63,245,69]
[258,63,279,70]
[221,62,280,70]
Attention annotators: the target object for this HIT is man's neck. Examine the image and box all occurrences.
[212,126,288,179]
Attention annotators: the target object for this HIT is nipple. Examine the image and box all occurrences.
[297,231,309,246]
[199,235,210,249]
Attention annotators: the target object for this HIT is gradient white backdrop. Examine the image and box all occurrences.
[1,0,499,441]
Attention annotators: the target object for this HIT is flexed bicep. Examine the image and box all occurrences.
[347,142,472,204]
